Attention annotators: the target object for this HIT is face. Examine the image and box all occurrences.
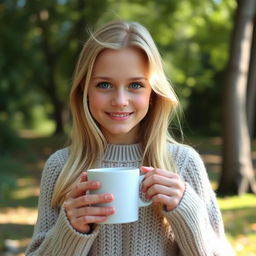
[88,47,152,144]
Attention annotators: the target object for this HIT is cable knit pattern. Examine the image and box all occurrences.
[25,143,235,256]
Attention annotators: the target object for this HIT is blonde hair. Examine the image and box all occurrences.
[52,21,180,208]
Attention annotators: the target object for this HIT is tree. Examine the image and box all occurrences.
[218,0,256,195]
[0,0,109,135]
[1,0,237,137]
[247,15,256,139]
[25,0,108,134]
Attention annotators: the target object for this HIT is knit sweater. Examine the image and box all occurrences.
[26,143,235,256]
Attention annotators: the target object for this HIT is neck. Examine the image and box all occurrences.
[104,129,140,145]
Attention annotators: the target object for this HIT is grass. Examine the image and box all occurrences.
[0,133,67,254]
[0,133,255,255]
[218,194,256,255]
[189,136,256,255]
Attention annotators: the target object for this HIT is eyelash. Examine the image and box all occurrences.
[97,82,111,89]
[96,82,144,89]
[129,82,143,89]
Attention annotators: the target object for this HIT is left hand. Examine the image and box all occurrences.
[141,166,185,211]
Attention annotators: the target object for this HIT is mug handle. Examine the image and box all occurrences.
[138,175,152,207]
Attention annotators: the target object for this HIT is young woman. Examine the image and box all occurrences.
[26,20,235,255]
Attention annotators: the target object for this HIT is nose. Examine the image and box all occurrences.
[111,89,129,107]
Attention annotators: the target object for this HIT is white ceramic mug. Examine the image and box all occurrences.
[87,167,151,224]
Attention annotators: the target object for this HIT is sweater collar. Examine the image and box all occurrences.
[103,144,143,162]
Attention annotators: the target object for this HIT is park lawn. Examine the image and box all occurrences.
[218,194,256,256]
[0,135,255,255]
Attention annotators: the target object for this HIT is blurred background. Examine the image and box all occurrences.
[0,0,256,255]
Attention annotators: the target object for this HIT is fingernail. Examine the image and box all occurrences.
[104,194,112,200]
[91,181,99,187]
[106,208,114,214]
[141,166,153,173]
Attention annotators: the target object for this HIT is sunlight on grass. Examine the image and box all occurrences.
[10,178,40,200]
[218,194,256,255]
[11,187,40,201]
[218,194,256,210]
[231,235,256,256]
[0,207,37,225]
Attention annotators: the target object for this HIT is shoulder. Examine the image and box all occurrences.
[168,142,203,169]
[45,147,69,168]
[168,143,213,199]
[40,148,69,184]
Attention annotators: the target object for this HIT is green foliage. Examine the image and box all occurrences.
[0,156,25,204]
[1,0,109,133]
[0,0,237,135]
[89,0,237,135]
[0,121,25,154]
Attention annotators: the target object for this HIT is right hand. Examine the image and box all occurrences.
[64,172,115,233]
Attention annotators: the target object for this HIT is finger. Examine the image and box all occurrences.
[146,184,182,199]
[67,180,100,199]
[80,172,87,182]
[140,166,154,174]
[142,171,182,193]
[71,215,108,229]
[70,206,115,218]
[151,194,180,211]
[142,174,173,192]
[66,193,114,209]
[142,167,178,179]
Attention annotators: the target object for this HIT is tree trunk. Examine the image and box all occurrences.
[34,10,65,135]
[247,15,256,139]
[218,0,256,196]
[33,2,88,135]
[44,81,64,135]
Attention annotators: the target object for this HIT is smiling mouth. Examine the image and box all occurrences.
[107,112,133,117]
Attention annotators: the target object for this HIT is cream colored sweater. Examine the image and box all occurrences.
[26,143,235,256]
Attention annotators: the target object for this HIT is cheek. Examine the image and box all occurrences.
[88,93,107,112]
[135,94,151,111]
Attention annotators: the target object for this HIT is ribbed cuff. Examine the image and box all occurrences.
[50,206,100,255]
[162,184,209,255]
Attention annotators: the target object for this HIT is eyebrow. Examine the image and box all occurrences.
[92,76,148,81]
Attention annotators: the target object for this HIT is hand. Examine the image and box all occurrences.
[140,166,185,211]
[64,172,115,233]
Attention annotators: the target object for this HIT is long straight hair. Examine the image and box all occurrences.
[51,21,180,208]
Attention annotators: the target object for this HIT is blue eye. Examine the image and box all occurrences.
[129,82,143,89]
[97,82,111,89]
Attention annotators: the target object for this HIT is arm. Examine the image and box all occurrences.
[141,145,235,256]
[163,147,235,256]
[25,150,99,256]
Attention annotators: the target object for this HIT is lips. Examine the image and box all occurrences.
[106,112,133,120]
[108,112,132,117]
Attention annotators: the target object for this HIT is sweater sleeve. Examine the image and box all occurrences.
[163,146,235,256]
[25,150,100,256]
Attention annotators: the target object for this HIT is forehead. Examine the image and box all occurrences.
[91,47,149,77]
